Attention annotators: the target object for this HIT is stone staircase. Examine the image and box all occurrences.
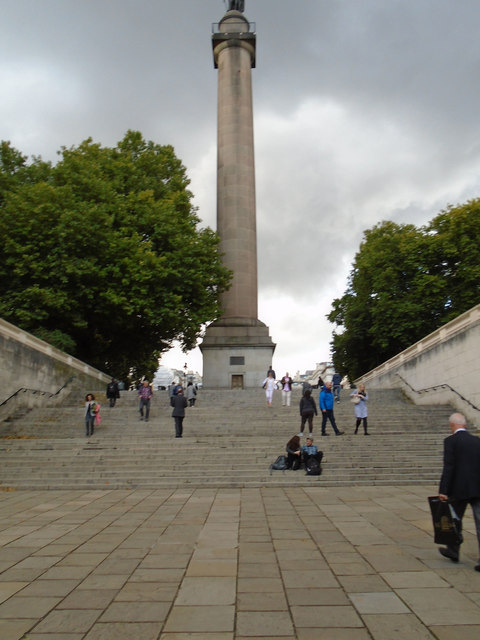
[0,388,455,489]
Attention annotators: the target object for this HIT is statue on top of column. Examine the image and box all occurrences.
[227,0,245,12]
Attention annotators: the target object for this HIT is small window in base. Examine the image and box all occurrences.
[230,356,245,365]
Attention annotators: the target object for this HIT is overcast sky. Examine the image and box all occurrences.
[3,0,480,378]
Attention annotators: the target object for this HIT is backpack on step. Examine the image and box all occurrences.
[269,455,287,475]
[305,457,322,476]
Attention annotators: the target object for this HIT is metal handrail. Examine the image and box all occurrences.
[396,374,480,413]
[0,376,76,408]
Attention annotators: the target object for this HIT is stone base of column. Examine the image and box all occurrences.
[200,321,275,389]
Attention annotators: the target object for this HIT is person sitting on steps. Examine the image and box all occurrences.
[301,436,323,467]
[286,435,302,470]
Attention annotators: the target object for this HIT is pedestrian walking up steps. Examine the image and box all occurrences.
[0,388,456,490]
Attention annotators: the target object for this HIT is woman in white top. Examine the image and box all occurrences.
[262,373,277,407]
[350,384,369,435]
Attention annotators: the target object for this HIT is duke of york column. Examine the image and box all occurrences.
[200,2,275,389]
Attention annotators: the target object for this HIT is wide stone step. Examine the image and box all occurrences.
[0,388,458,488]
[0,475,441,490]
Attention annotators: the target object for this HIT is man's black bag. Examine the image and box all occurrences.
[428,496,463,546]
[269,455,288,474]
[305,456,322,476]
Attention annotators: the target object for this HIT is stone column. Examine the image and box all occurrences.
[215,11,258,323]
[200,8,275,389]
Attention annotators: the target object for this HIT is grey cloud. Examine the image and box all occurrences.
[2,0,480,373]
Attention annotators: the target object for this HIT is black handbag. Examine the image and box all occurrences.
[428,496,463,546]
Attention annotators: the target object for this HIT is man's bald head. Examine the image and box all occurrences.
[449,413,467,433]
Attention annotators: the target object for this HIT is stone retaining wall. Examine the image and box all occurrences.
[356,304,480,426]
[0,318,109,418]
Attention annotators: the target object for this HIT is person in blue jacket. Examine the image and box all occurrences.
[319,381,344,436]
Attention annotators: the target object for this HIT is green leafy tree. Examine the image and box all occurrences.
[426,200,480,319]
[328,201,480,380]
[0,132,231,380]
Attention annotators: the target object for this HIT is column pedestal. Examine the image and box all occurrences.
[201,319,275,389]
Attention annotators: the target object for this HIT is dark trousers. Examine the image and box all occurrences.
[300,412,314,433]
[108,396,116,407]
[321,409,340,434]
[139,398,150,420]
[174,416,184,437]
[355,418,368,434]
[446,498,480,560]
[287,451,301,470]
[85,415,95,437]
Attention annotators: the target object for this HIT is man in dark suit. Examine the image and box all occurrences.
[438,413,480,570]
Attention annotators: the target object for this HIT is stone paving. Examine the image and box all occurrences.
[1,485,480,639]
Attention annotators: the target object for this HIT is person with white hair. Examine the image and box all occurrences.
[438,413,480,571]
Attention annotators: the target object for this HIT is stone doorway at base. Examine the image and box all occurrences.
[231,374,244,389]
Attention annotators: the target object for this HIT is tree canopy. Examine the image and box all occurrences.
[0,132,231,381]
[328,200,480,380]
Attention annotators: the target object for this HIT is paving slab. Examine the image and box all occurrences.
[32,608,101,633]
[286,587,349,606]
[0,619,37,640]
[431,625,480,640]
[76,573,129,590]
[139,553,192,569]
[0,581,28,603]
[0,486,479,639]
[163,605,235,633]
[28,634,84,640]
[348,591,410,614]
[290,604,363,628]
[114,581,177,602]
[176,577,236,605]
[237,591,288,611]
[396,587,480,625]
[282,569,339,589]
[237,577,284,593]
[236,610,293,636]
[0,594,61,618]
[160,634,233,640]
[362,613,437,639]
[238,562,280,577]
[296,631,370,640]
[57,589,117,609]
[99,601,170,622]
[380,570,449,588]
[84,621,163,639]
[16,579,80,597]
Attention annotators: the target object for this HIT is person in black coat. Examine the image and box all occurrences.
[106,378,120,407]
[170,387,188,438]
[438,412,480,570]
[298,389,318,437]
